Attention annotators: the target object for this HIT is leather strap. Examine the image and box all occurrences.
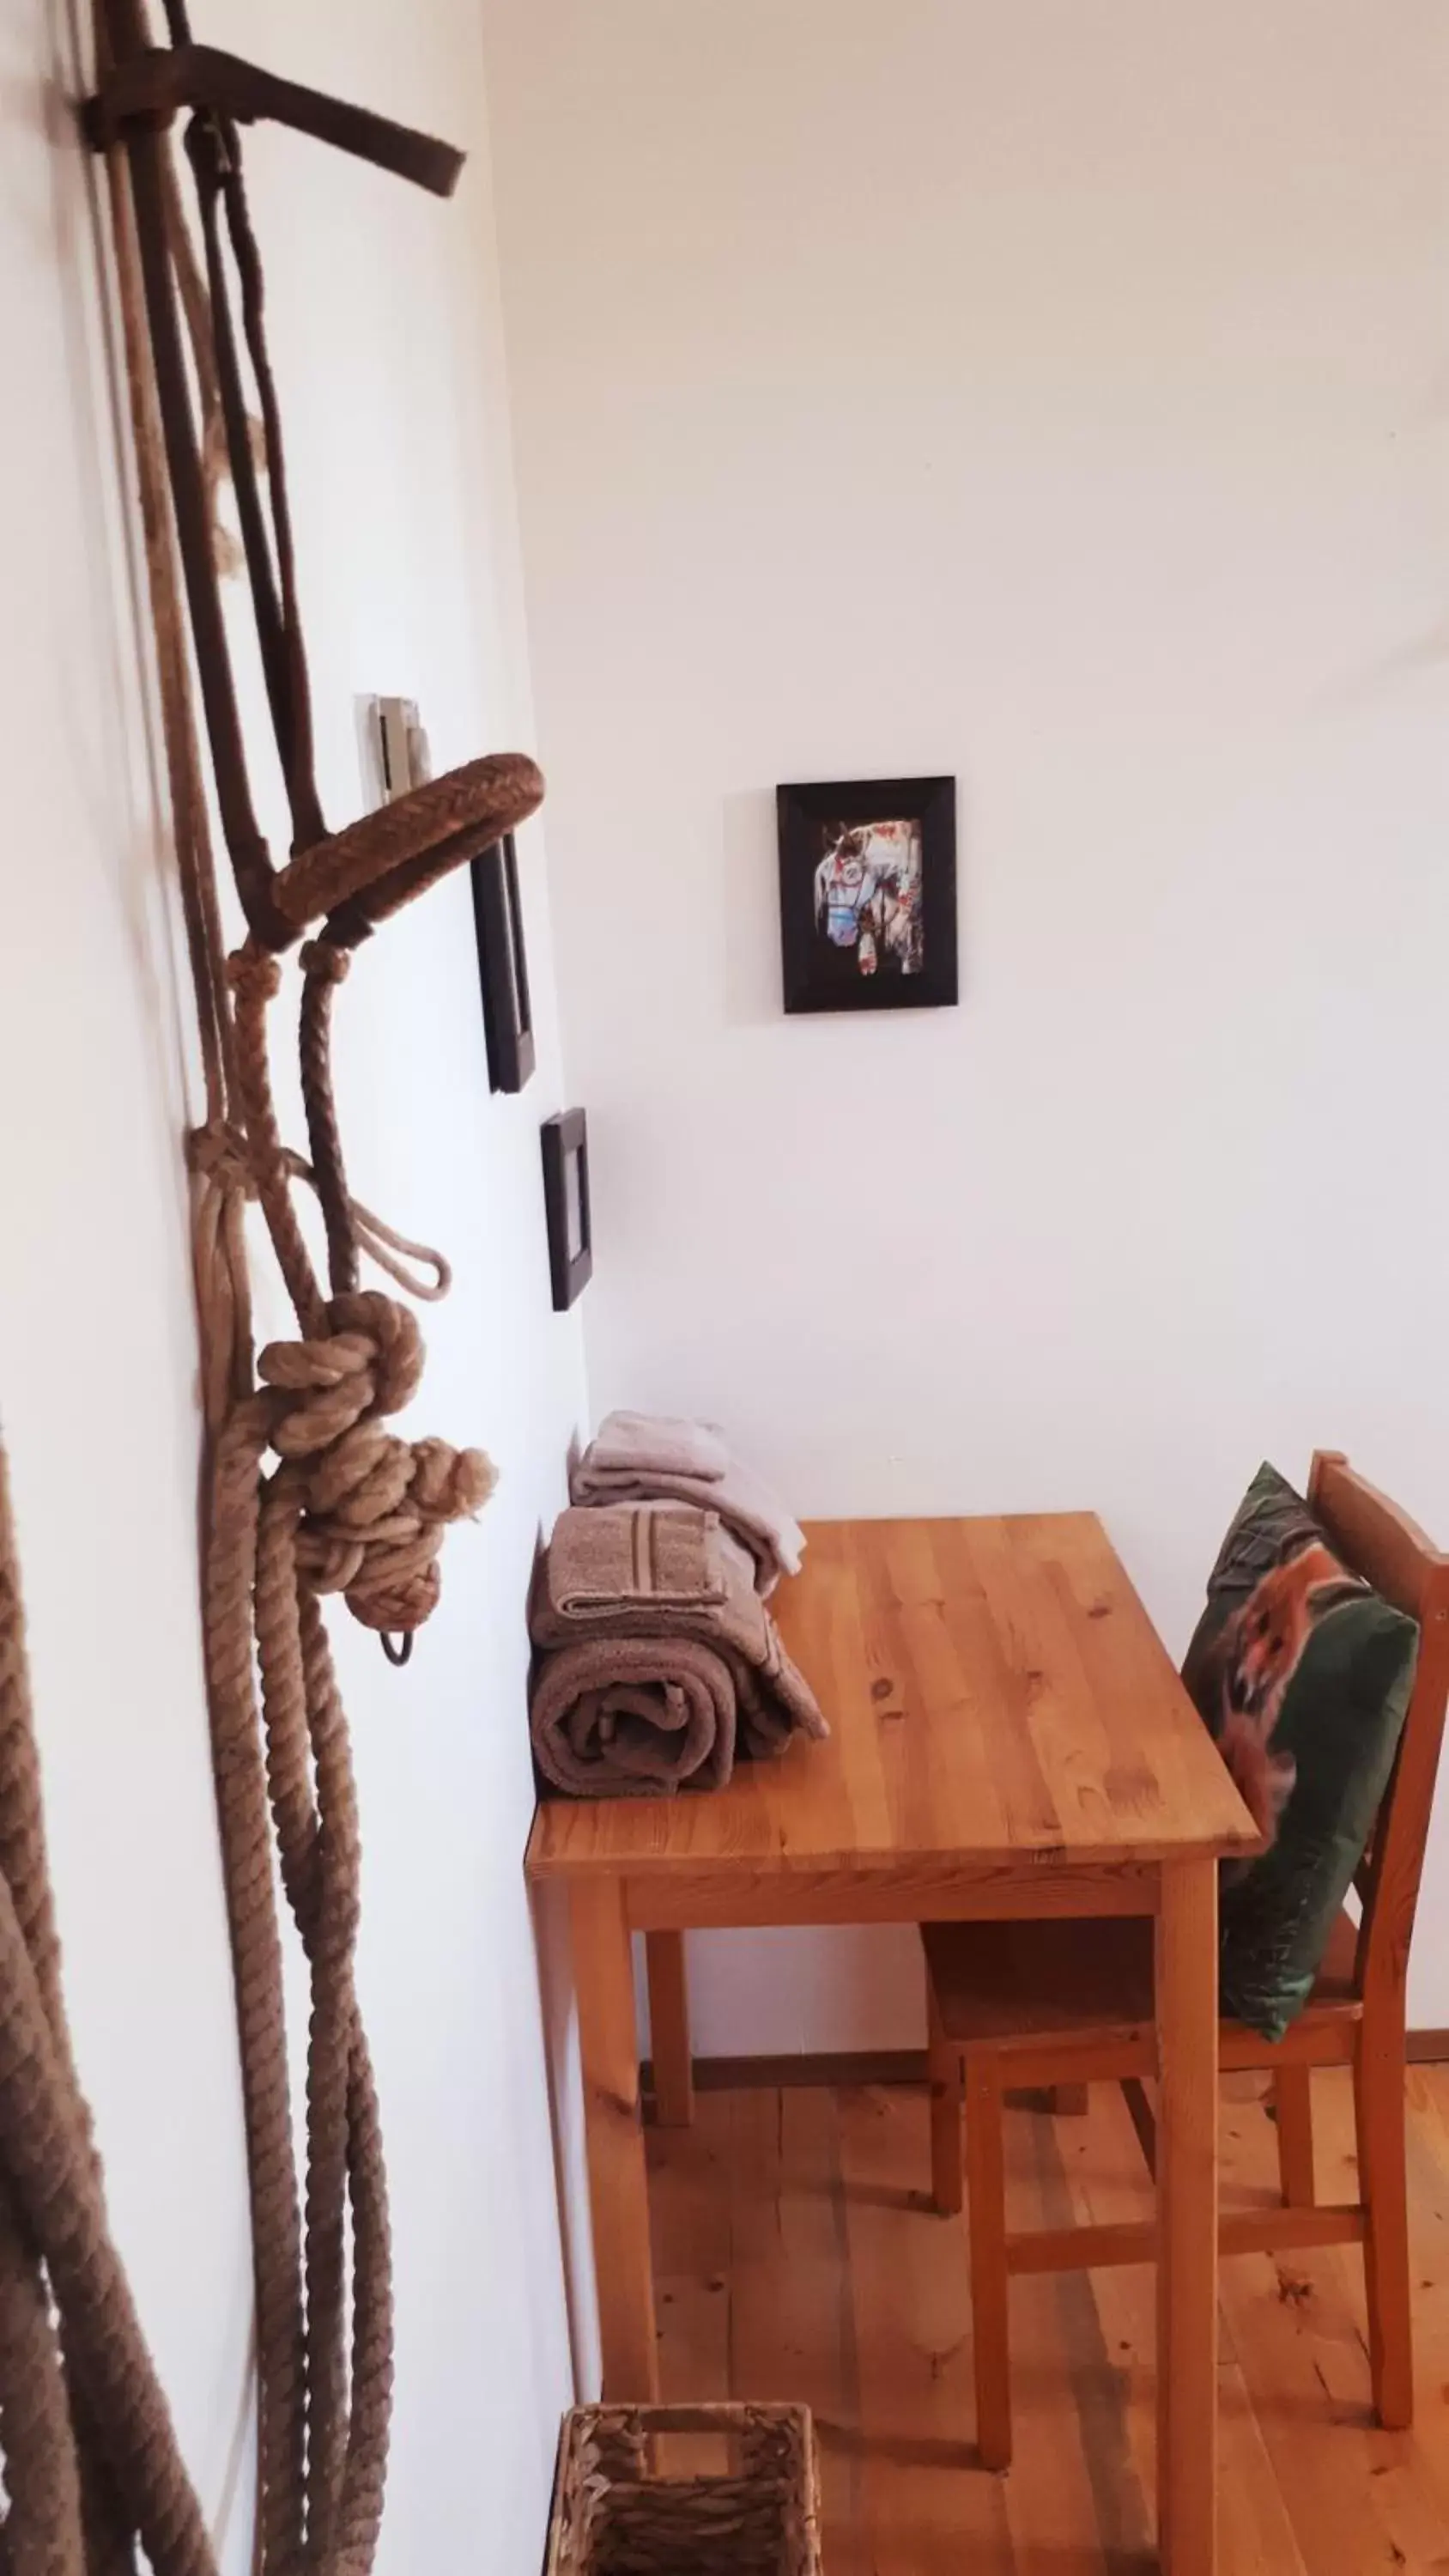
[84,45,464,198]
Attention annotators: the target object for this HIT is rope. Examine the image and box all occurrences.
[109,143,491,2573]
[0,5,512,2569]
[299,946,358,1299]
[0,1438,219,2576]
[161,146,260,586]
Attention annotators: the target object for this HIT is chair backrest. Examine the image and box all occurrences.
[1307,1451,1449,2016]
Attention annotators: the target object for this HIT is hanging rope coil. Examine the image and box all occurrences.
[0,5,540,2570]
[0,1438,225,2576]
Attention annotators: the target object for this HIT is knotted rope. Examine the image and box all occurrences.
[261,1294,496,1636]
[0,4,532,2570]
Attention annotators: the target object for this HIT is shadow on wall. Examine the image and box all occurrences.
[524,1494,596,2395]
[523,1459,610,2424]
[720,789,780,1030]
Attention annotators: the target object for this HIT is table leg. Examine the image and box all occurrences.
[572,1879,659,2398]
[1155,1856,1219,2576]
[646,1929,695,2128]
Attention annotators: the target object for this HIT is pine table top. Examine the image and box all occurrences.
[525,1513,1258,1893]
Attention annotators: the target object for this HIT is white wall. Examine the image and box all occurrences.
[2,0,591,2566]
[482,0,1449,2043]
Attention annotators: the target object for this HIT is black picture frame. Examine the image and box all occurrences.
[541,1109,593,1310]
[470,833,536,1092]
[776,775,958,1014]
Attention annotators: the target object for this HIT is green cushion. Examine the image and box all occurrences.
[1181,1462,1418,2042]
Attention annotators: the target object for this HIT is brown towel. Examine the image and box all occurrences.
[530,1638,737,1799]
[547,1497,727,1615]
[529,1504,827,1798]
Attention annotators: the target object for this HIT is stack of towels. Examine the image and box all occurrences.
[529,1415,823,1800]
[568,1410,805,1599]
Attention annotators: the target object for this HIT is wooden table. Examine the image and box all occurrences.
[526,1515,1258,2576]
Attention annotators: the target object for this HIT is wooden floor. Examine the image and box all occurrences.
[646,2064,1449,2573]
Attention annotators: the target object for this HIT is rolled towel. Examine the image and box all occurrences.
[530,1504,828,1788]
[570,1411,805,1598]
[530,1637,737,1799]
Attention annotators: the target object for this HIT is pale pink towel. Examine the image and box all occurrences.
[570,1411,805,1598]
[584,1410,731,1483]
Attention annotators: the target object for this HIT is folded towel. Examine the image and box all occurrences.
[570,1411,805,1599]
[583,1409,731,1484]
[548,1497,726,1616]
[530,1637,737,1798]
[529,1504,827,1797]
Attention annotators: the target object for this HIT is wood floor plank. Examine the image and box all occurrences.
[646,2079,731,2281]
[1062,2081,1310,2576]
[1216,2069,1449,2575]
[1038,2079,1161,2553]
[724,2086,870,2576]
[646,2069,1449,2573]
[834,2082,1015,2574]
[648,2085,731,2467]
[1000,2099,1154,2572]
[1296,2066,1449,2568]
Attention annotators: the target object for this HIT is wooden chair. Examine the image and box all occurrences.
[922,1453,1449,2470]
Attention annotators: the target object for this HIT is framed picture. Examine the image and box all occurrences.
[541,1109,593,1310]
[470,833,536,1093]
[776,775,957,1014]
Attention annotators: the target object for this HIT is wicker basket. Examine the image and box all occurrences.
[546,2402,822,2576]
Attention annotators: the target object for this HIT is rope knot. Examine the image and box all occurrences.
[187,1119,255,1194]
[288,1432,496,1634]
[300,939,351,987]
[227,942,282,1008]
[258,1295,494,1636]
[326,1291,423,1415]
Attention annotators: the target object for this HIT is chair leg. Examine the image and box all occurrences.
[1273,2065,1315,2208]
[926,1972,964,2216]
[966,2047,1012,2470]
[1355,2022,1413,2429]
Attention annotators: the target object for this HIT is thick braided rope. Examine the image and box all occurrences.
[0,1448,88,2576]
[229,947,326,1340]
[299,945,358,1300]
[201,1400,306,2576]
[0,1443,221,2576]
[85,13,501,2576]
[200,1003,491,2576]
[0,1886,215,2576]
[255,1477,359,2561]
[0,2206,87,2576]
[253,1510,383,2574]
[293,1584,391,2576]
[186,1122,255,1438]
[209,860,490,2576]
